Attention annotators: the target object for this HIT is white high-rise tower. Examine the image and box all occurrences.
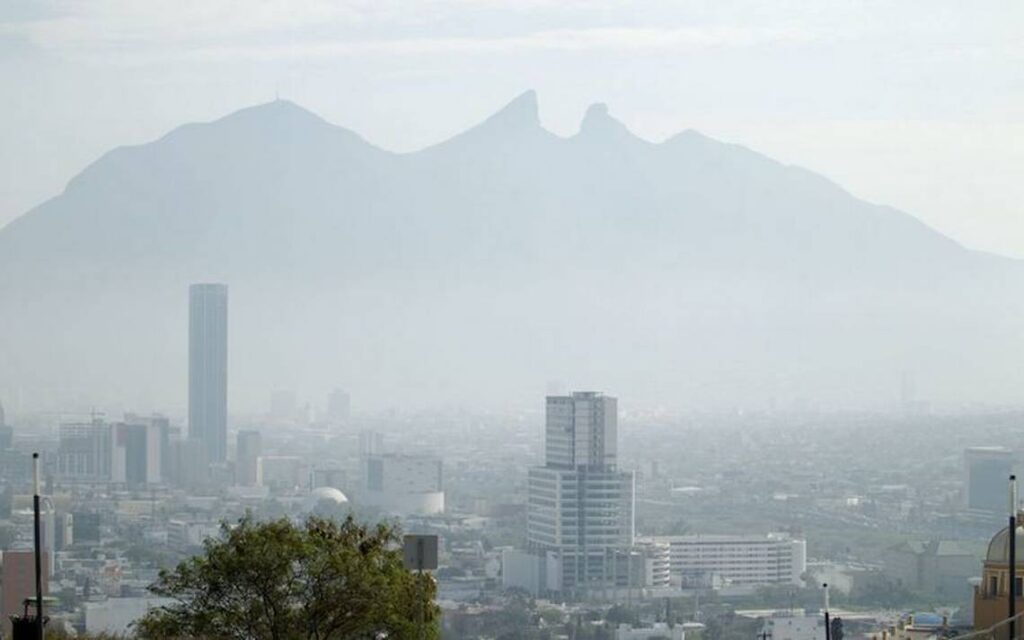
[524,391,635,595]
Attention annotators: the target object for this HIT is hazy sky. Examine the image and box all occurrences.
[1,1,1021,256]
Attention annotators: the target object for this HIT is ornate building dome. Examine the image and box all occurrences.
[986,524,1024,564]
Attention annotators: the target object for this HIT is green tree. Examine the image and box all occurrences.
[136,515,438,640]
[605,604,639,626]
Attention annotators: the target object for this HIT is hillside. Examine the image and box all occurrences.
[0,92,1020,412]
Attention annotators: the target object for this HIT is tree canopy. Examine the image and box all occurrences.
[136,515,438,640]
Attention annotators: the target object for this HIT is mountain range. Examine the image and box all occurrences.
[0,91,1020,413]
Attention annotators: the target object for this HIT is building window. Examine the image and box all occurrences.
[1016,577,1023,597]
[991,575,999,596]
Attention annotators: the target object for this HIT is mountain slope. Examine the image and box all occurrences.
[0,93,1020,412]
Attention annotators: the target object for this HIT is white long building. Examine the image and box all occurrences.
[646,533,806,590]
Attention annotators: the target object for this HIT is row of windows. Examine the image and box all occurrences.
[672,553,792,560]
[984,573,1024,597]
[668,541,792,547]
[671,549,793,556]
[673,558,793,564]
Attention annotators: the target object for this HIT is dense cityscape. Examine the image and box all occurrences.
[1,3,1019,639]
[0,282,1020,637]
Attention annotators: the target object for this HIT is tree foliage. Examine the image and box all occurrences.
[605,604,639,626]
[136,515,438,640]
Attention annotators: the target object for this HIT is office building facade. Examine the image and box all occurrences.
[189,283,228,463]
[522,392,635,595]
[58,421,112,481]
[111,420,165,486]
[59,418,166,485]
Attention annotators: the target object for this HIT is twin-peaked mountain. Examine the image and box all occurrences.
[0,92,1020,410]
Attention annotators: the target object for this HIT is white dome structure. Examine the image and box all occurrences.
[303,486,349,514]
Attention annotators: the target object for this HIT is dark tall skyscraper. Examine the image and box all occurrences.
[189,283,228,463]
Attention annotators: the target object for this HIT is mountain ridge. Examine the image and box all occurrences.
[0,93,1021,411]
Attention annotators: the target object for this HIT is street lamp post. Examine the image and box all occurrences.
[823,583,831,640]
[1011,475,1018,640]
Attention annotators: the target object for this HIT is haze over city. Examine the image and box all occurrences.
[0,3,1023,639]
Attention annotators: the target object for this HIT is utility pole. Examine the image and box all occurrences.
[1011,475,1018,640]
[823,583,831,640]
[33,452,44,639]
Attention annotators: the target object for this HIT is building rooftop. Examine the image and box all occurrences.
[986,524,1024,563]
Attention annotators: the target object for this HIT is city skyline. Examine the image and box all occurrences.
[0,3,1020,636]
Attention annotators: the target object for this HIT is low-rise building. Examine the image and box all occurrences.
[615,622,684,640]
[1,549,49,638]
[629,540,671,589]
[869,612,952,640]
[646,533,806,590]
